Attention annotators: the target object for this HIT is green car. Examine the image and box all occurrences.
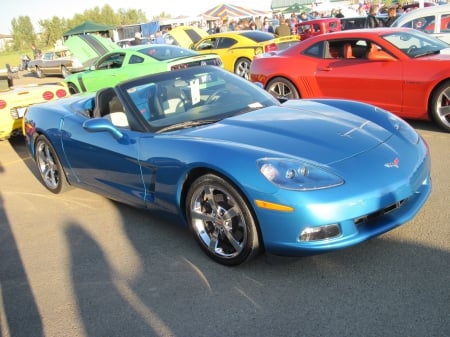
[65,44,223,94]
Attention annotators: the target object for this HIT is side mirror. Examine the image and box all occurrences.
[83,118,124,140]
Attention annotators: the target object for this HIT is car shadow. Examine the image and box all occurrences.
[0,183,44,337]
[406,119,447,133]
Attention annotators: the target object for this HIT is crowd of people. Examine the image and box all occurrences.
[130,1,438,44]
[194,1,411,37]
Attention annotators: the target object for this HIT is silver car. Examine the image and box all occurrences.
[392,4,450,44]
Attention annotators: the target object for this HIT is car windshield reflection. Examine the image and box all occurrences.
[122,66,278,132]
[382,29,449,57]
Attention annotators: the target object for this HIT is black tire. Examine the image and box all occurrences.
[34,135,69,194]
[67,83,79,94]
[429,80,450,132]
[266,77,300,100]
[61,66,71,78]
[36,66,44,78]
[234,58,251,80]
[186,174,260,266]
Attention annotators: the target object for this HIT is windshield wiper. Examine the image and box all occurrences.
[156,119,219,133]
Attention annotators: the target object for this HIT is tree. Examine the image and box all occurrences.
[38,17,69,48]
[7,5,148,51]
[11,16,36,51]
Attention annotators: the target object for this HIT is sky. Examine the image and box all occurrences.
[0,0,273,34]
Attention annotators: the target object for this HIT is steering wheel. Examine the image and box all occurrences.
[407,45,418,54]
[205,88,231,105]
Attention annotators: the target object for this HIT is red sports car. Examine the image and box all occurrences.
[250,27,450,132]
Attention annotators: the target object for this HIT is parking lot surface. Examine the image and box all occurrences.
[1,72,449,337]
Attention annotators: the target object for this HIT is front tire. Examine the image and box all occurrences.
[266,77,300,100]
[186,174,260,266]
[35,135,69,194]
[429,80,450,132]
[35,66,44,78]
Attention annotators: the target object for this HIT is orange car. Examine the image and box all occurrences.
[250,27,450,132]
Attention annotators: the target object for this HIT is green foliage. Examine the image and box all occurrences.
[38,17,69,48]
[6,5,149,51]
[11,16,36,51]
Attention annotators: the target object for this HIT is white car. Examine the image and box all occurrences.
[392,4,450,44]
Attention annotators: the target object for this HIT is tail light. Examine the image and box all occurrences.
[265,43,278,52]
[56,89,67,98]
[171,64,188,71]
[42,91,55,100]
[0,100,6,109]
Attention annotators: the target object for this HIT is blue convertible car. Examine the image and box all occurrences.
[23,66,431,265]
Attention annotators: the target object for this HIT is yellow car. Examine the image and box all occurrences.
[0,75,69,140]
[191,30,300,79]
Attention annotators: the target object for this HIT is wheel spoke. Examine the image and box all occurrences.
[208,228,220,253]
[191,208,215,222]
[202,185,217,210]
[222,226,243,252]
[437,104,450,119]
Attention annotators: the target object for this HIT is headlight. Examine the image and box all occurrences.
[257,158,344,191]
[388,114,419,144]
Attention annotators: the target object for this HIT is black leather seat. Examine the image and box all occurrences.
[147,84,165,121]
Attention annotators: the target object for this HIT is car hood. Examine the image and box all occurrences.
[64,34,120,68]
[184,103,392,164]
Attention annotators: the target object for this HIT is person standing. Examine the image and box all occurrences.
[262,17,274,33]
[385,7,397,27]
[275,18,292,36]
[365,5,383,28]
[31,44,41,60]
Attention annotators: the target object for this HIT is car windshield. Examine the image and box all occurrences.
[120,66,279,132]
[381,29,449,57]
[135,45,198,61]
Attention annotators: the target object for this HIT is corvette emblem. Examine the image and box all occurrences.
[384,157,400,168]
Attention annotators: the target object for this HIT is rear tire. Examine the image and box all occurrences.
[61,66,71,78]
[35,135,69,194]
[266,77,300,100]
[67,83,79,94]
[234,58,251,80]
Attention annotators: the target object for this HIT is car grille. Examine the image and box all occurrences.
[354,199,407,225]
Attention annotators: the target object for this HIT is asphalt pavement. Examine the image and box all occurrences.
[1,71,449,337]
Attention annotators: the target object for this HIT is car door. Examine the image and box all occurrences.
[313,39,404,114]
[77,52,131,92]
[41,52,59,75]
[59,111,147,207]
[194,37,237,71]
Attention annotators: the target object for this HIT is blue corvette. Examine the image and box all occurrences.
[23,66,431,266]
